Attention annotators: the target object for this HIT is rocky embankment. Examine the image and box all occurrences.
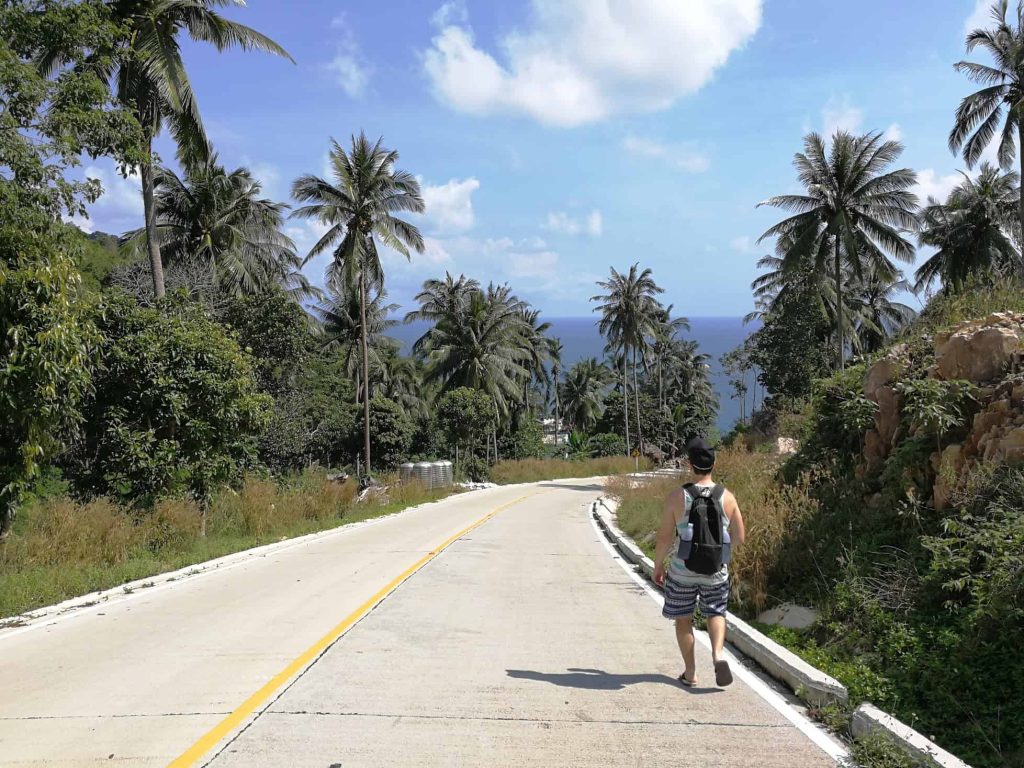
[862,311,1024,509]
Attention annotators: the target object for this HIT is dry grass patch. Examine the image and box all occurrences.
[490,456,646,485]
[0,472,449,619]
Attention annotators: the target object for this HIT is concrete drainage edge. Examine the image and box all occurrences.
[591,496,974,768]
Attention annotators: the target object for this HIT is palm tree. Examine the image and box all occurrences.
[648,304,690,409]
[41,1,292,298]
[517,307,553,414]
[404,272,481,351]
[758,131,918,369]
[548,338,564,441]
[121,161,314,299]
[420,287,529,418]
[916,163,1021,291]
[950,0,1024,231]
[292,134,425,475]
[848,272,917,354]
[315,283,400,406]
[560,358,612,433]
[592,264,663,451]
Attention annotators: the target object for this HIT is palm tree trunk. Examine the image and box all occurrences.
[621,354,631,454]
[359,272,372,475]
[553,372,560,446]
[140,140,166,299]
[835,236,845,371]
[658,355,664,410]
[1018,123,1024,240]
[632,347,643,451]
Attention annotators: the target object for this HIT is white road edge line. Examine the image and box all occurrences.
[586,506,848,764]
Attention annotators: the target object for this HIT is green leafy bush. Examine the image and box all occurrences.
[69,293,271,505]
[364,396,414,470]
[587,432,625,458]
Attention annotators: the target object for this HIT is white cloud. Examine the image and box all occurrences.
[914,169,963,204]
[546,209,603,237]
[508,250,560,279]
[432,0,468,27]
[246,159,283,200]
[422,237,454,264]
[965,0,993,34]
[884,122,903,142]
[327,15,370,98]
[423,0,762,127]
[822,94,863,137]
[72,164,143,235]
[730,235,758,254]
[288,218,334,282]
[622,135,710,173]
[421,177,480,233]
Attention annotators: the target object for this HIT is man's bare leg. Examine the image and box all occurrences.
[707,615,726,662]
[674,616,696,682]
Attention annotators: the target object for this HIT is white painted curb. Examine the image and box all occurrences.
[592,496,847,707]
[593,495,976,768]
[851,703,974,768]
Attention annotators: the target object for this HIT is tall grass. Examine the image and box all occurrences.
[0,472,449,620]
[605,448,818,614]
[490,455,648,485]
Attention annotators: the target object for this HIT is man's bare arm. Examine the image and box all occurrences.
[653,488,682,585]
[725,491,746,546]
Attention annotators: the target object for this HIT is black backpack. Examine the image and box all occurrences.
[681,483,726,575]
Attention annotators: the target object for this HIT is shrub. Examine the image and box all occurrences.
[587,432,625,458]
[364,396,415,470]
[69,292,271,505]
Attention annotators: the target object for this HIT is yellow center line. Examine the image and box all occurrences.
[167,491,542,768]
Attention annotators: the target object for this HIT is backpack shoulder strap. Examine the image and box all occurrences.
[710,484,726,501]
[681,482,697,499]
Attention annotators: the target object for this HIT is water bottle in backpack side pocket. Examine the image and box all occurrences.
[677,521,694,560]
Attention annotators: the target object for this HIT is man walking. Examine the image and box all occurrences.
[653,437,745,687]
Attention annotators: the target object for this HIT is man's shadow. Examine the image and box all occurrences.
[506,667,721,694]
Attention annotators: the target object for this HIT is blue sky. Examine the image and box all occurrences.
[76,0,998,317]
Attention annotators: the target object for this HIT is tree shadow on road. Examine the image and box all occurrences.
[506,668,722,694]
[536,482,605,492]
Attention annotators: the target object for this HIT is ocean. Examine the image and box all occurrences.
[391,316,758,432]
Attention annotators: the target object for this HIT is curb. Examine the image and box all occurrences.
[591,496,846,708]
[851,704,974,768]
[592,495,975,768]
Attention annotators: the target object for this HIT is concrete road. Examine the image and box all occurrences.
[0,480,836,767]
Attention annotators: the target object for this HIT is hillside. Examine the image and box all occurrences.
[765,279,1024,768]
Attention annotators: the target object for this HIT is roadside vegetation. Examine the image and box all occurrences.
[490,456,646,485]
[0,473,451,620]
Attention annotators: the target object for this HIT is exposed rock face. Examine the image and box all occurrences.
[933,313,1024,383]
[858,314,1024,510]
[863,348,906,466]
[933,444,963,511]
[773,437,799,455]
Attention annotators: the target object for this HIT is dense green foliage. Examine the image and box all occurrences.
[68,293,271,506]
[0,0,143,537]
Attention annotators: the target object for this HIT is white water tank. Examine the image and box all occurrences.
[439,460,453,487]
[399,463,414,482]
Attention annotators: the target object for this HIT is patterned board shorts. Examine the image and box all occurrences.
[662,574,730,619]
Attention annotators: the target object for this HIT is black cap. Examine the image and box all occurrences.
[686,437,715,473]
